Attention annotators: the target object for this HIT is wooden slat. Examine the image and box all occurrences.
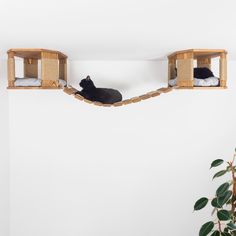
[74,94,84,100]
[157,87,173,93]
[83,99,93,104]
[101,103,112,107]
[146,91,161,97]
[177,58,194,87]
[139,94,152,100]
[41,52,59,88]
[63,86,78,95]
[220,53,227,87]
[113,101,124,107]
[93,102,104,106]
[168,49,227,60]
[7,48,67,59]
[8,56,15,87]
[122,99,133,105]
[131,97,142,103]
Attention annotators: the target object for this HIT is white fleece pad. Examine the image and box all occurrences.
[14,78,42,87]
[59,79,67,87]
[14,78,67,87]
[169,77,219,87]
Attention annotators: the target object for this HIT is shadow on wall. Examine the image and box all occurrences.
[69,60,167,98]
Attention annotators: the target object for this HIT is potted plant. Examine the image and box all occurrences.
[194,149,236,236]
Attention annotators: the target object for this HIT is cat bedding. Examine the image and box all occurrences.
[14,77,67,87]
[169,77,220,87]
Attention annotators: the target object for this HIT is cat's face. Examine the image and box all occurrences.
[80,76,95,89]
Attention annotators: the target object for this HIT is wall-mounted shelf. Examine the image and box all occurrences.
[7,48,68,90]
[168,49,228,89]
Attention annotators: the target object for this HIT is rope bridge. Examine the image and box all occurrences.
[63,86,175,107]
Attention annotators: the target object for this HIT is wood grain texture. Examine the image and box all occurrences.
[177,58,194,87]
[24,59,38,78]
[220,53,227,87]
[7,48,68,89]
[41,52,59,88]
[197,58,211,69]
[8,48,67,59]
[168,49,227,60]
[8,56,15,87]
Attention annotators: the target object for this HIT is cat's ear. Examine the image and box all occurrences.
[86,76,91,81]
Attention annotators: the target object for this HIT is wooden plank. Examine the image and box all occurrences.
[7,55,15,87]
[93,102,104,106]
[113,101,124,107]
[168,49,227,60]
[220,53,227,87]
[157,87,173,93]
[139,94,152,100]
[83,99,93,104]
[177,58,194,87]
[63,87,78,95]
[147,91,161,97]
[74,94,84,100]
[101,103,112,107]
[41,52,59,88]
[8,48,67,59]
[122,99,133,105]
[131,97,142,103]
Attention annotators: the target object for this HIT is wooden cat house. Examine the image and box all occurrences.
[168,49,227,89]
[7,48,68,89]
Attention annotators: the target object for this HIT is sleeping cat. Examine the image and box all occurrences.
[75,76,122,104]
[175,67,214,79]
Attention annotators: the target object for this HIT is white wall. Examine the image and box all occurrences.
[7,60,236,236]
[1,0,236,60]
[0,60,9,236]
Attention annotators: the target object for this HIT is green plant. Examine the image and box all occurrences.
[194,150,236,236]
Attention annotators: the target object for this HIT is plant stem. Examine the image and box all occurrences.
[218,220,222,233]
[230,154,236,222]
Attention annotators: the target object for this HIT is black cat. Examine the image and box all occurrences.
[75,76,122,104]
[193,67,214,79]
[175,67,214,79]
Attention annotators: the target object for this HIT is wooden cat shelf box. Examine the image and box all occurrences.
[168,49,227,89]
[7,48,68,89]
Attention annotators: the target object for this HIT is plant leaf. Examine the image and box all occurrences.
[213,170,227,180]
[211,198,221,208]
[210,159,224,169]
[221,232,231,236]
[224,227,229,233]
[199,221,214,236]
[216,182,230,197]
[217,210,231,221]
[218,191,232,207]
[210,230,220,236]
[232,231,236,236]
[194,197,209,211]
[227,222,236,231]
